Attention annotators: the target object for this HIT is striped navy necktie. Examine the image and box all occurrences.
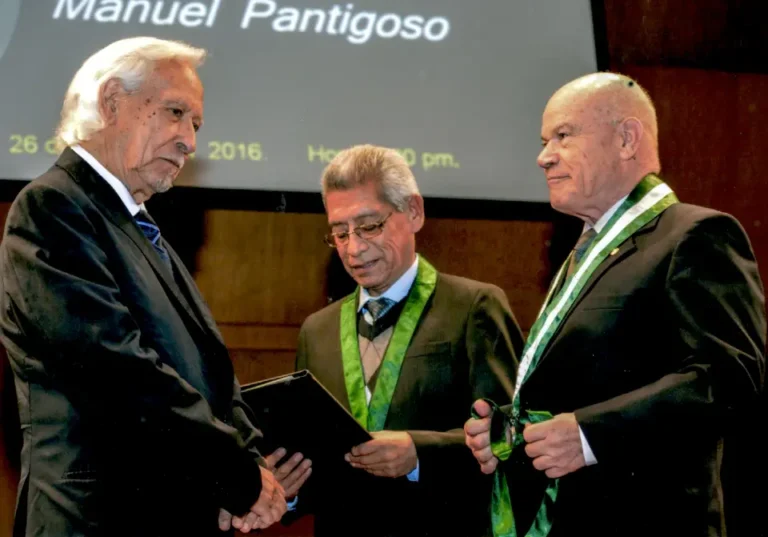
[134,210,172,271]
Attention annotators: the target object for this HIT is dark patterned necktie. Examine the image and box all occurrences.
[358,297,401,341]
[365,297,396,321]
[359,296,398,392]
[134,210,172,271]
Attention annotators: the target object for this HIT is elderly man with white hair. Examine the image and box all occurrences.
[465,72,766,537]
[0,37,285,536]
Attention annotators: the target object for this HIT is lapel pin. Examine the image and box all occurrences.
[610,248,620,256]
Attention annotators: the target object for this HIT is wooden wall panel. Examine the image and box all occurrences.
[230,350,297,385]
[618,66,768,288]
[194,211,333,325]
[603,0,768,73]
[417,218,554,331]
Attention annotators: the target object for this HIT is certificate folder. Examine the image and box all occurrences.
[240,370,372,469]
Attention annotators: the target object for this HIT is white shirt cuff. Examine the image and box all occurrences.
[286,495,299,511]
[579,425,598,465]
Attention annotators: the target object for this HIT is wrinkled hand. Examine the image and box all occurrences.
[264,447,313,498]
[218,466,287,533]
[523,412,585,478]
[345,430,417,478]
[464,399,506,474]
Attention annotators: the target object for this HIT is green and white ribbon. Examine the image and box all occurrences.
[514,175,677,399]
[340,256,437,431]
[488,174,679,537]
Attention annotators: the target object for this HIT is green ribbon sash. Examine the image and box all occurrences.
[340,256,437,431]
[484,175,679,537]
[473,401,556,537]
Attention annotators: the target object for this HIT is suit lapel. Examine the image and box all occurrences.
[565,237,638,314]
[528,217,661,374]
[326,304,352,412]
[384,275,438,428]
[165,241,227,349]
[56,149,211,341]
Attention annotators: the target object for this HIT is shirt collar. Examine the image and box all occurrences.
[70,145,145,217]
[358,255,420,311]
[585,195,628,234]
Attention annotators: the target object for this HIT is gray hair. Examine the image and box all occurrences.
[54,36,206,152]
[321,144,420,211]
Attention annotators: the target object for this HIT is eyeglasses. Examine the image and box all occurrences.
[324,213,393,247]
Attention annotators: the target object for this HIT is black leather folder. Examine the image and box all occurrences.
[241,369,372,469]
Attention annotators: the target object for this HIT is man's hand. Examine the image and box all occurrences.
[264,447,313,498]
[219,466,287,533]
[218,509,233,532]
[523,412,586,479]
[345,430,417,478]
[464,399,505,474]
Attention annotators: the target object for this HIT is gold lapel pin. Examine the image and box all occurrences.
[609,248,620,256]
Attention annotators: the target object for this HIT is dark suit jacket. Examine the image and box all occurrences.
[503,203,766,537]
[0,149,265,537]
[294,271,523,537]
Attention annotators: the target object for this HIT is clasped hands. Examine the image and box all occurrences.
[464,399,586,478]
[219,444,314,532]
[217,465,288,533]
[218,442,316,532]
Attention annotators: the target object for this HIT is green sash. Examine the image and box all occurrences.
[484,174,679,537]
[340,256,438,431]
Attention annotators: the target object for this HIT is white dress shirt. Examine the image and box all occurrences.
[585,195,628,235]
[70,145,145,216]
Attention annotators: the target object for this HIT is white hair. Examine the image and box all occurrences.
[55,36,206,152]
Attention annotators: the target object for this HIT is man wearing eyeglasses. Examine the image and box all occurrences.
[267,144,523,536]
